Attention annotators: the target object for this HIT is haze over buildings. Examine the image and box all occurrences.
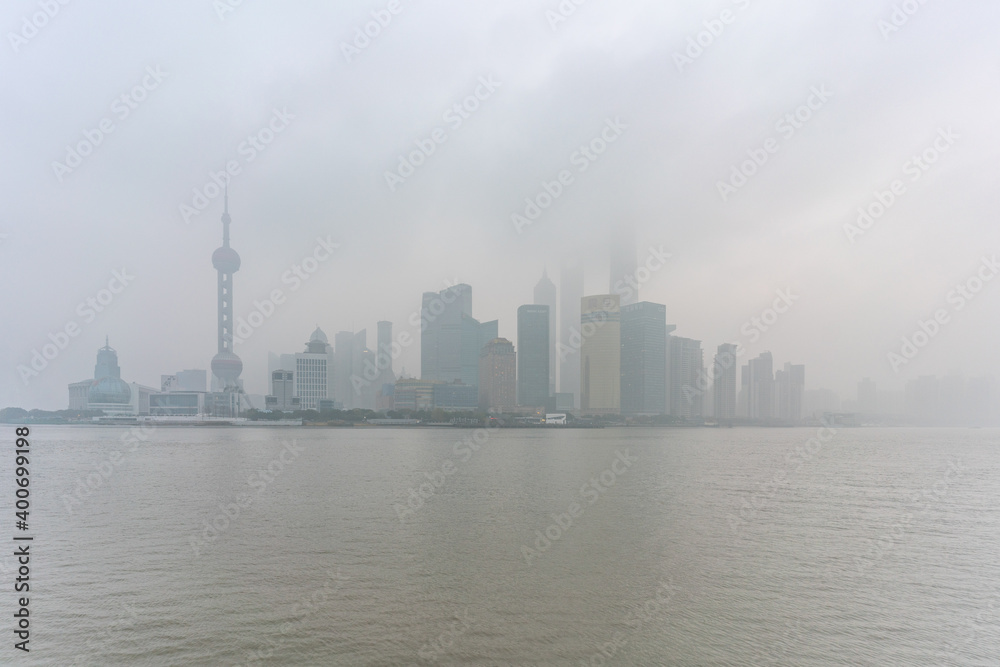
[2,1,999,417]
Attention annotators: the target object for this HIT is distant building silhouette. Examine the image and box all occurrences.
[744,352,774,420]
[668,336,703,420]
[712,344,738,420]
[420,283,495,389]
[776,362,805,421]
[558,262,583,407]
[858,377,877,414]
[609,228,638,306]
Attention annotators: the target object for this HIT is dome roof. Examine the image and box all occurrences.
[309,327,328,344]
[212,246,241,273]
[88,377,132,405]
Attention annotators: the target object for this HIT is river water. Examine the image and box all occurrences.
[5,425,999,665]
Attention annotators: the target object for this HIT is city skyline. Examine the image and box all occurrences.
[8,205,998,417]
[4,1,1000,411]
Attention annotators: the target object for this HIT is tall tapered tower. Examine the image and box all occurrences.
[210,186,243,397]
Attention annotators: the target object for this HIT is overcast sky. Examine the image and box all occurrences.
[2,0,999,409]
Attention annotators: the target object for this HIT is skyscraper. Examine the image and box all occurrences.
[668,336,703,419]
[745,352,775,420]
[479,338,516,412]
[461,313,497,388]
[351,329,376,410]
[334,330,354,406]
[620,301,669,415]
[558,262,583,406]
[421,283,494,388]
[269,370,296,411]
[776,362,805,421]
[421,284,471,383]
[376,321,396,385]
[609,228,638,307]
[713,343,738,420]
[580,295,620,414]
[210,187,243,415]
[517,305,550,407]
[534,270,557,398]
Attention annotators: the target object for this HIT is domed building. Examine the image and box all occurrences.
[67,338,157,417]
[88,340,131,405]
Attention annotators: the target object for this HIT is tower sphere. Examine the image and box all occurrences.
[212,246,241,273]
[211,351,243,383]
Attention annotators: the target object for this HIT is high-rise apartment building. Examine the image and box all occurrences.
[745,352,775,420]
[776,362,805,421]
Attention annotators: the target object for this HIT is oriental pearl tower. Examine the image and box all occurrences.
[210,185,244,413]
